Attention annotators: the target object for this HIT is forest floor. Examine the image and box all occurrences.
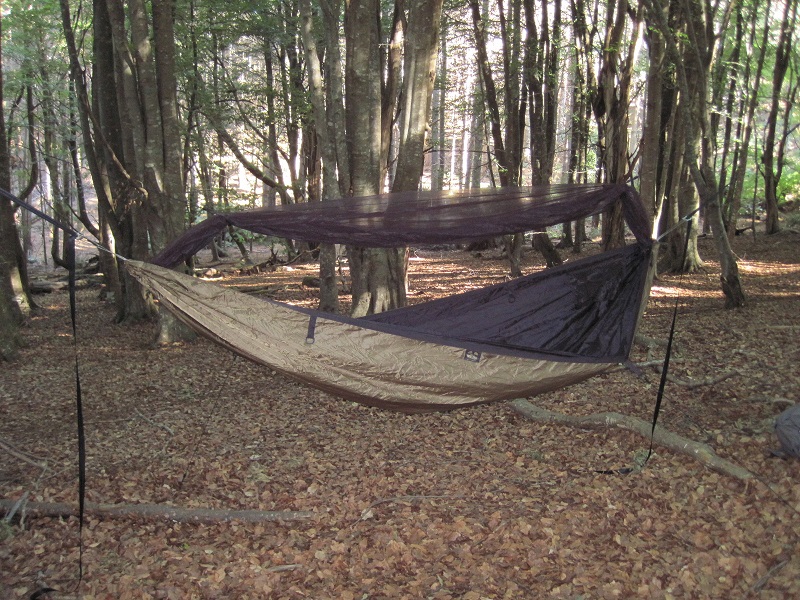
[1,225,800,599]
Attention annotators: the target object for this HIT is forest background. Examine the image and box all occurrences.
[1,0,800,596]
[0,0,798,340]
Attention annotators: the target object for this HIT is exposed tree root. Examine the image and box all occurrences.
[0,499,314,524]
[509,399,753,481]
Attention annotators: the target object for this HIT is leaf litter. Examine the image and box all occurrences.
[1,230,799,598]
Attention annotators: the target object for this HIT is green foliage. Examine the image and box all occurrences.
[0,520,13,542]
[778,157,800,201]
[785,211,800,229]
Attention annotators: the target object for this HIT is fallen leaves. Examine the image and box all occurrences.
[2,233,800,597]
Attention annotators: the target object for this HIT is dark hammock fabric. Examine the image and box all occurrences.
[152,183,651,267]
[362,243,651,362]
[129,183,653,410]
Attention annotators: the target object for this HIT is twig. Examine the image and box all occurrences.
[508,399,753,480]
[745,395,795,406]
[0,499,314,524]
[266,564,300,573]
[0,438,47,470]
[134,408,175,435]
[2,491,29,523]
[749,559,788,595]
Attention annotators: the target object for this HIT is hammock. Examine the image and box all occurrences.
[128,184,654,412]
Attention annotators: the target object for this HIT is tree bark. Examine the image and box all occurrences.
[762,0,798,234]
[300,0,340,313]
[344,0,442,316]
[643,0,745,308]
[724,0,770,237]
[0,11,26,359]
[471,0,528,277]
[345,0,385,317]
[596,0,640,249]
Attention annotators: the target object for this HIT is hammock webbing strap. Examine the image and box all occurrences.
[645,212,695,464]
[1,188,85,591]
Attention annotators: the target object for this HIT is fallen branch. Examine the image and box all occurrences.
[0,499,314,524]
[508,399,753,481]
[134,408,175,435]
[0,438,47,470]
[2,491,29,523]
[745,395,795,406]
[635,333,668,349]
[635,358,700,369]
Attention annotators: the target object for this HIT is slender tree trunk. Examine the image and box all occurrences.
[345,0,387,317]
[643,0,745,307]
[640,19,665,232]
[526,0,563,267]
[762,0,798,234]
[0,9,22,358]
[471,0,529,276]
[0,9,32,348]
[300,0,339,313]
[431,15,448,192]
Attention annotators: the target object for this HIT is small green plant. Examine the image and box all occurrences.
[632,449,652,472]
[0,520,13,542]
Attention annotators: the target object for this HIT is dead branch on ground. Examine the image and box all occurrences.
[134,408,175,435]
[0,438,47,470]
[0,499,314,525]
[508,399,753,481]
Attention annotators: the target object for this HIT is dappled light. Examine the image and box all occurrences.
[2,232,799,597]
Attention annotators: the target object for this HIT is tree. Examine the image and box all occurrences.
[300,0,341,312]
[525,0,564,266]
[0,3,31,360]
[60,0,192,334]
[469,0,564,274]
[719,0,770,237]
[345,0,444,316]
[594,0,641,250]
[643,0,745,307]
[469,0,527,276]
[762,0,798,234]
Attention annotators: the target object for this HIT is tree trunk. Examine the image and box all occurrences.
[640,20,665,231]
[431,15,448,192]
[343,0,388,316]
[644,0,745,307]
[762,0,798,234]
[345,0,442,316]
[300,0,340,313]
[0,10,28,359]
[596,0,639,249]
[0,197,24,361]
[471,0,529,277]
